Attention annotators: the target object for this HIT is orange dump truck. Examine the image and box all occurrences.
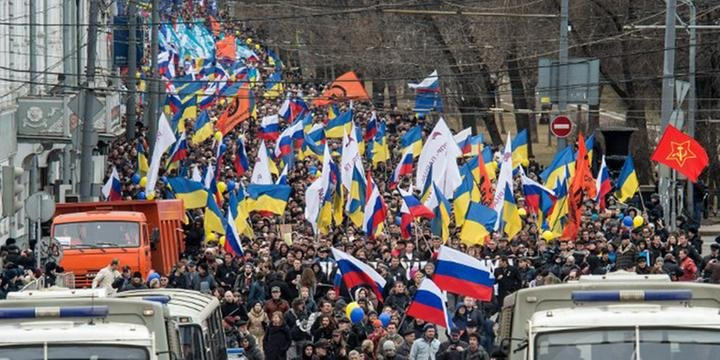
[51,200,185,288]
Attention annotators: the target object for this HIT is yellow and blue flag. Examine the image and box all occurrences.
[326,109,353,139]
[615,154,639,202]
[371,121,390,167]
[511,129,529,168]
[246,184,292,215]
[191,110,214,144]
[501,183,522,239]
[136,141,149,176]
[540,146,575,190]
[167,177,208,209]
[430,183,452,242]
[346,166,367,227]
[401,125,423,158]
[264,71,283,99]
[453,169,481,227]
[459,202,497,246]
[204,192,226,238]
[546,166,570,235]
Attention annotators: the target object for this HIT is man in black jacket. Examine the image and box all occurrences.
[493,256,521,304]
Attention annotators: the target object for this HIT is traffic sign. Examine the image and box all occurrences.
[550,115,573,138]
[25,191,56,222]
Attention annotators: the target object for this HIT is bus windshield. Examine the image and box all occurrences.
[0,344,149,360]
[535,328,720,360]
[54,221,140,248]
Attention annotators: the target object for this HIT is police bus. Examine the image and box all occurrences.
[496,271,720,360]
[1,289,180,360]
[116,288,228,360]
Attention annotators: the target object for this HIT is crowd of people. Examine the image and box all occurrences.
[0,1,717,359]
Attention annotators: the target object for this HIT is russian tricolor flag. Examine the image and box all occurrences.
[362,173,387,240]
[520,173,554,214]
[595,155,612,209]
[259,114,280,141]
[169,132,188,164]
[332,248,386,301]
[389,146,414,189]
[400,188,435,220]
[101,167,123,201]
[364,111,378,142]
[406,278,453,330]
[434,245,495,301]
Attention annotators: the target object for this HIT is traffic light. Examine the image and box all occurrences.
[2,166,24,217]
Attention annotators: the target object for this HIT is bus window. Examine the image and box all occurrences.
[179,325,204,360]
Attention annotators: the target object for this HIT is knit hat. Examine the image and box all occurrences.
[383,341,396,351]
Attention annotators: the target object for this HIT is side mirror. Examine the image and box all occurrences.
[497,338,511,357]
[150,228,160,250]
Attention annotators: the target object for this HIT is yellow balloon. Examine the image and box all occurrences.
[139,176,147,187]
[217,181,227,194]
[518,208,527,217]
[633,215,644,228]
[345,302,359,319]
[219,235,226,246]
[214,131,223,142]
[146,192,155,200]
[541,231,557,242]
[206,233,218,243]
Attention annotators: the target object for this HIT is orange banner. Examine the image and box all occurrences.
[312,71,370,106]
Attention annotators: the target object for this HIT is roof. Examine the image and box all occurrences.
[53,211,147,223]
[8,288,108,300]
[115,288,220,324]
[531,305,720,331]
[0,321,153,345]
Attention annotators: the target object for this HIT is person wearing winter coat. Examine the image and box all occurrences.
[264,311,292,360]
[240,334,265,360]
[248,301,269,350]
[461,334,489,360]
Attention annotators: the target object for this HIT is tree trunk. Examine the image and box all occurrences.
[506,49,532,156]
[426,17,503,145]
[587,103,600,135]
[625,99,652,184]
[372,80,386,109]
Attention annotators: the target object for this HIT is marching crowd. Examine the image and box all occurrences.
[0,1,716,360]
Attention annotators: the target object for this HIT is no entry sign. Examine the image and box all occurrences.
[550,115,573,138]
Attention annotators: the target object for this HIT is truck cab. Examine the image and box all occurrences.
[497,271,720,360]
[52,211,151,287]
[51,200,185,287]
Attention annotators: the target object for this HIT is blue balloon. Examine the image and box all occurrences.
[591,213,599,222]
[379,313,391,328]
[137,191,147,200]
[131,174,141,185]
[350,307,365,324]
[623,215,633,227]
[227,181,236,192]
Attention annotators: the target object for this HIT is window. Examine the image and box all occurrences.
[179,324,205,360]
[0,344,149,360]
[535,327,720,360]
[54,221,140,248]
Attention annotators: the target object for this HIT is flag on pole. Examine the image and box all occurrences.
[102,167,122,201]
[651,124,709,182]
[145,114,176,195]
[406,278,452,330]
[332,248,386,300]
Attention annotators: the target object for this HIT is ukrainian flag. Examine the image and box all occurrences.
[461,154,497,184]
[453,171,480,227]
[546,166,570,235]
[228,189,252,239]
[540,146,575,190]
[264,71,283,99]
[192,110,214,144]
[585,134,595,164]
[347,166,366,227]
[420,167,434,205]
[300,132,324,161]
[246,184,291,215]
[204,193,226,238]
[136,142,149,176]
[502,183,522,239]
[307,123,326,144]
[167,177,208,209]
[511,129,529,168]
[371,121,389,167]
[325,109,353,138]
[615,155,639,202]
[401,125,423,158]
[430,183,452,242]
[460,202,497,245]
[330,162,344,225]
[327,104,340,120]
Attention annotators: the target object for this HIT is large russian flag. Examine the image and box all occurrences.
[520,173,555,214]
[406,278,453,330]
[434,245,495,301]
[259,114,280,141]
[595,155,612,209]
[332,248,386,301]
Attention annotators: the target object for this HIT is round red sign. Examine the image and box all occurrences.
[550,115,573,138]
